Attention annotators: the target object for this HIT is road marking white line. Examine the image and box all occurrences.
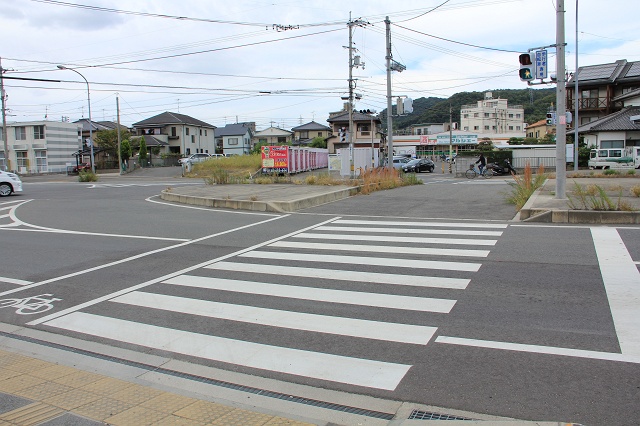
[45,312,411,390]
[112,291,437,344]
[294,232,497,246]
[333,219,508,229]
[591,227,640,357]
[0,227,189,241]
[0,277,32,286]
[241,251,481,272]
[270,241,490,258]
[207,261,470,289]
[27,216,339,326]
[435,336,640,364]
[163,275,457,313]
[0,214,9,220]
[316,226,502,237]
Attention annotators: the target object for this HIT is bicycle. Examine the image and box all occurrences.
[0,294,62,315]
[465,163,493,179]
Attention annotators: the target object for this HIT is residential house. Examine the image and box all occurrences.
[252,126,293,147]
[215,123,253,156]
[132,112,216,156]
[1,120,81,173]
[75,119,130,167]
[326,111,383,154]
[410,123,448,136]
[460,92,525,135]
[578,88,640,151]
[526,119,555,140]
[291,121,332,145]
[567,59,640,128]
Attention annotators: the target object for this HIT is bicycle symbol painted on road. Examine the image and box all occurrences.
[0,294,62,315]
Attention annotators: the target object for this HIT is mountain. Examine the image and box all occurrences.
[380,88,556,132]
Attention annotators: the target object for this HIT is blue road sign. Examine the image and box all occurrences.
[535,50,548,79]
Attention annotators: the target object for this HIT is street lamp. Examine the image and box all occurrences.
[57,65,94,173]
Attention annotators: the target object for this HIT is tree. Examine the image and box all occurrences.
[477,137,494,151]
[309,136,327,149]
[138,138,148,166]
[507,137,525,145]
[120,139,132,164]
[94,128,131,155]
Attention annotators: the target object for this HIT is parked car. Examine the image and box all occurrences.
[402,158,435,173]
[178,153,211,165]
[0,170,23,197]
[392,156,410,169]
[72,162,92,173]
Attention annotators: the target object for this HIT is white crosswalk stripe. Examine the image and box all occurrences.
[44,219,504,391]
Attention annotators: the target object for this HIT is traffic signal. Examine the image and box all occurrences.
[546,112,556,125]
[339,127,347,142]
[519,53,535,81]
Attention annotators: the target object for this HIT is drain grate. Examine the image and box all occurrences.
[408,409,474,421]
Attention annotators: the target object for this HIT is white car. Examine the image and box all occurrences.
[0,170,23,197]
[178,153,211,165]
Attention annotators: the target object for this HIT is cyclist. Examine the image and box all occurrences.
[475,153,487,176]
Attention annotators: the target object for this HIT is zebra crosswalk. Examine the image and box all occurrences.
[42,218,507,391]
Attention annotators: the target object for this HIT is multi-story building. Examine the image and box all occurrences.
[215,123,253,156]
[252,126,293,147]
[132,112,217,156]
[460,92,525,135]
[1,120,81,173]
[326,110,383,154]
[291,121,332,145]
[567,59,640,128]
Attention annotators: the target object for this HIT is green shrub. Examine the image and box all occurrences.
[603,169,619,175]
[78,170,98,182]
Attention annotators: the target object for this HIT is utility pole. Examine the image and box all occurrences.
[385,16,393,165]
[116,96,122,175]
[0,58,9,172]
[574,0,579,171]
[556,0,567,199]
[449,105,453,173]
[347,16,367,177]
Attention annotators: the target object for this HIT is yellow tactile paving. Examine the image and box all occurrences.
[104,405,169,426]
[71,396,134,421]
[13,381,75,400]
[52,370,103,387]
[78,376,135,396]
[0,353,29,367]
[140,392,197,413]
[2,359,52,374]
[109,383,165,404]
[0,402,64,426]
[42,388,102,410]
[154,415,204,425]
[173,400,236,422]
[211,408,275,425]
[28,364,78,380]
[0,374,47,393]
[0,368,22,381]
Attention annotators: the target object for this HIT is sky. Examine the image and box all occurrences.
[1,0,639,130]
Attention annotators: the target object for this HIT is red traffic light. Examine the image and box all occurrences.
[519,53,533,65]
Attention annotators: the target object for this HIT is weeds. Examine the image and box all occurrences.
[631,185,640,197]
[78,170,98,182]
[568,182,638,211]
[603,169,620,176]
[505,163,546,210]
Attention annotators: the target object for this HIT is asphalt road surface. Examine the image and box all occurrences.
[0,168,638,426]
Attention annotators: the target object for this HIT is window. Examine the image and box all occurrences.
[228,137,239,145]
[186,128,190,135]
[492,126,496,130]
[509,126,514,130]
[191,135,195,143]
[199,129,202,136]
[15,127,26,140]
[0,151,5,170]
[300,131,309,139]
[601,140,624,149]
[516,126,521,131]
[463,126,469,131]
[318,132,322,137]
[278,137,286,143]
[463,114,469,118]
[474,126,479,130]
[508,114,514,118]
[171,127,177,137]
[205,130,207,136]
[484,126,490,130]
[33,125,45,139]
[484,113,490,118]
[35,150,47,172]
[516,114,521,118]
[259,138,267,144]
[16,151,28,169]
[582,89,598,99]
[474,113,479,118]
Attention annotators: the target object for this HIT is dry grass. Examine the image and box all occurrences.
[189,154,261,184]
[505,163,547,211]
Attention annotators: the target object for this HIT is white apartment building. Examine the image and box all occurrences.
[1,121,82,173]
[460,92,526,135]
